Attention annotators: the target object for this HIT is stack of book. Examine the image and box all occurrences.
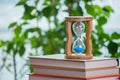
[29,54,120,80]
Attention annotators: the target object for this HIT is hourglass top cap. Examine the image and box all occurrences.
[66,16,93,21]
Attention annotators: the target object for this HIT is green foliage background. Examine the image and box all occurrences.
[0,0,120,80]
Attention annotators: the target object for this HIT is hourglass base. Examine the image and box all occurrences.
[65,54,92,59]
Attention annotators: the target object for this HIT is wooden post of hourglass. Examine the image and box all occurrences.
[65,16,93,59]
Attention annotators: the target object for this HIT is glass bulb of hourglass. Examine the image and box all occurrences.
[72,37,85,53]
[72,22,85,37]
[72,22,86,54]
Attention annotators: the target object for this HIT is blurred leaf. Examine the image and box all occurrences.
[14,26,22,37]
[85,4,96,17]
[86,4,103,17]
[108,41,118,55]
[43,43,53,55]
[103,6,114,13]
[16,0,28,6]
[111,32,120,39]
[30,36,40,48]
[25,27,41,34]
[93,5,103,15]
[8,22,17,28]
[21,21,28,25]
[114,52,120,58]
[53,7,58,16]
[95,25,104,34]
[104,33,111,41]
[42,6,52,18]
[0,40,5,47]
[22,4,35,20]
[43,0,51,5]
[102,6,114,18]
[19,44,25,56]
[98,16,107,26]
[103,11,110,18]
[70,3,83,16]
[29,66,33,73]
[6,41,13,54]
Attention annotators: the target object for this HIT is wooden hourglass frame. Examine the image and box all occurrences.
[65,16,93,59]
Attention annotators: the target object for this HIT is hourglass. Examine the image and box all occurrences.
[65,16,93,59]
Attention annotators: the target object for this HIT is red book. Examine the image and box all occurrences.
[29,73,120,80]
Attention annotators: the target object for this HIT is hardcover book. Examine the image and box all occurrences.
[29,73,120,80]
[32,65,119,78]
[29,54,118,70]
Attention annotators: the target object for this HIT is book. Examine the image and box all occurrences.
[29,73,78,80]
[29,73,120,80]
[29,54,118,70]
[32,65,119,78]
